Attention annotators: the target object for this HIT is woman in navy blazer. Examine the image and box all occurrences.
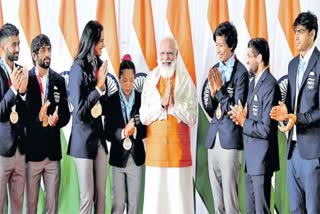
[105,55,146,214]
[67,20,108,214]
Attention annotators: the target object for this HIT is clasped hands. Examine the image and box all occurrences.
[39,101,59,127]
[207,67,222,97]
[161,78,174,109]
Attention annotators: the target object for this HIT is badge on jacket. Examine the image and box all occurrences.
[307,71,315,90]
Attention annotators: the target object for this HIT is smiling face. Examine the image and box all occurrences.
[120,68,135,98]
[158,38,177,76]
[2,35,20,62]
[94,30,105,57]
[33,45,51,69]
[215,35,233,64]
[246,47,259,75]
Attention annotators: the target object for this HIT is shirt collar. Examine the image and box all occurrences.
[219,53,235,68]
[254,66,268,87]
[300,43,316,65]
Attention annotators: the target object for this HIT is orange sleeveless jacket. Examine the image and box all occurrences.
[145,75,192,167]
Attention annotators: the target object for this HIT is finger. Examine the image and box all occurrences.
[238,100,243,109]
[54,106,59,115]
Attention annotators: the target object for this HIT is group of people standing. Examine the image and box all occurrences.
[0,10,319,214]
[205,11,320,214]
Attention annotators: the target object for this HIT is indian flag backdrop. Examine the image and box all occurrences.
[1,0,320,213]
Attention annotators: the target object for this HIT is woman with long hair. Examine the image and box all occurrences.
[67,20,108,214]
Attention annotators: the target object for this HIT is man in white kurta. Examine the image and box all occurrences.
[140,37,197,214]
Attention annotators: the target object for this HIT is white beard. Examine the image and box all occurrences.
[158,59,176,78]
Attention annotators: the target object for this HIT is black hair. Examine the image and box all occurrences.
[213,21,238,52]
[119,60,136,79]
[294,11,318,41]
[248,37,270,66]
[31,34,51,65]
[0,23,19,44]
[75,20,103,65]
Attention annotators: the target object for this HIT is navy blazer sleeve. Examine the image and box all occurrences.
[54,76,70,128]
[69,63,101,123]
[0,88,16,122]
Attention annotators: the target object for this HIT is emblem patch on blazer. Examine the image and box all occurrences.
[53,86,60,103]
[307,72,315,90]
[227,86,234,98]
[252,94,258,116]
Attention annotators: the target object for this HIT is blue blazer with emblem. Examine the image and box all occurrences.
[0,63,27,157]
[285,47,320,160]
[67,58,108,159]
[105,90,146,168]
[243,69,280,175]
[204,59,249,149]
[25,67,70,162]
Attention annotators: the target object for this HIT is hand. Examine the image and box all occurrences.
[213,68,223,91]
[19,66,29,94]
[208,68,217,97]
[228,100,247,126]
[124,118,135,137]
[161,78,172,108]
[96,61,108,91]
[39,100,50,121]
[11,66,23,91]
[270,101,288,122]
[278,113,296,132]
[49,106,59,126]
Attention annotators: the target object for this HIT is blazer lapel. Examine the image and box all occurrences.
[248,69,268,106]
[299,48,319,93]
[289,58,299,108]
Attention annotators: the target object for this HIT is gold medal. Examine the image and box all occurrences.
[91,102,102,118]
[42,115,49,127]
[216,103,222,120]
[123,138,132,150]
[10,111,19,124]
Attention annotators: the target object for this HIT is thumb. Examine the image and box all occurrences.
[54,106,59,115]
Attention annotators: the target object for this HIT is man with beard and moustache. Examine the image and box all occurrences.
[24,34,70,214]
[0,23,29,214]
[228,38,280,214]
[140,37,197,214]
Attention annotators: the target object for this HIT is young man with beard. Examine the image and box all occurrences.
[140,37,197,214]
[204,21,249,214]
[0,23,29,213]
[229,38,280,214]
[24,34,70,214]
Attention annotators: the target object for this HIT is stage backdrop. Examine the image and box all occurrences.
[1,0,320,213]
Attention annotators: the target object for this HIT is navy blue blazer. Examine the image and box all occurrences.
[67,58,108,159]
[0,63,27,157]
[205,59,249,149]
[285,47,320,160]
[105,91,146,168]
[243,69,280,175]
[25,67,70,162]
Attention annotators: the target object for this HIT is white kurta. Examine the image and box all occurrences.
[140,66,197,214]
[143,166,194,214]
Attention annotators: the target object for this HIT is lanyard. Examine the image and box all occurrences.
[120,95,130,124]
[0,59,12,87]
[36,73,49,104]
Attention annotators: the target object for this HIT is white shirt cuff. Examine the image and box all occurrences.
[95,86,106,96]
